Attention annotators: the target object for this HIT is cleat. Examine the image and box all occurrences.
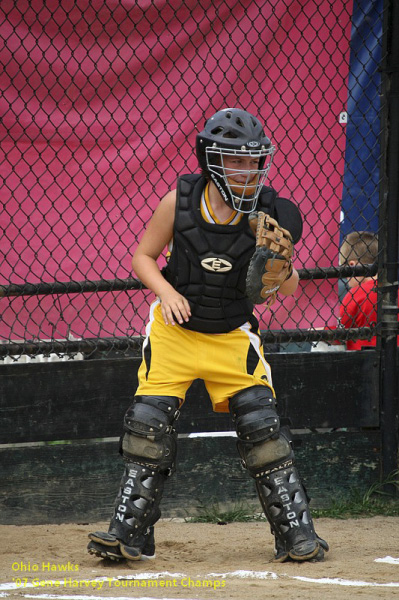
[121,545,155,561]
[273,534,329,563]
[88,531,119,547]
[87,540,123,561]
[88,526,155,562]
[288,539,320,561]
[121,525,156,560]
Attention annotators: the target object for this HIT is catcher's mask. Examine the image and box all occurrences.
[196,108,275,213]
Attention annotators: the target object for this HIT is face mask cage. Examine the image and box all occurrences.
[205,145,275,213]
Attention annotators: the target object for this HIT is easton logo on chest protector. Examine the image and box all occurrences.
[201,257,233,272]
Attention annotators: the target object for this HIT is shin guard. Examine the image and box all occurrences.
[88,395,181,561]
[255,463,324,562]
[89,462,164,560]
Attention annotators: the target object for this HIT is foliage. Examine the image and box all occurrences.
[188,473,399,522]
[312,472,399,519]
[187,502,265,524]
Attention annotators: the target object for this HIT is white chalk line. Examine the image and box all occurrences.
[1,561,399,596]
[291,576,399,588]
[375,556,399,565]
[209,569,399,587]
[208,570,278,580]
[23,596,185,600]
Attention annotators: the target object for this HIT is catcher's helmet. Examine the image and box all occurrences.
[196,108,275,213]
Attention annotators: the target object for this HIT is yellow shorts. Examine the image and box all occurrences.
[136,301,274,413]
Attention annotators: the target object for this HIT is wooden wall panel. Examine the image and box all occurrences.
[0,431,380,525]
[0,351,379,444]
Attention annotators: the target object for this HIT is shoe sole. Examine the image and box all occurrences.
[87,541,123,561]
[87,540,155,562]
[89,532,119,547]
[120,544,156,561]
[288,543,321,562]
[273,542,323,563]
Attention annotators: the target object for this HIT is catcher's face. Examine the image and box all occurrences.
[221,153,264,207]
[222,155,260,187]
[205,146,274,213]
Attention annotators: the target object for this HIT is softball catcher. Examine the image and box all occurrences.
[87,108,328,563]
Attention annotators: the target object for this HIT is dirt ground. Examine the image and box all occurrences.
[1,517,398,600]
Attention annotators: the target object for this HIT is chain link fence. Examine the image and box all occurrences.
[0,0,389,360]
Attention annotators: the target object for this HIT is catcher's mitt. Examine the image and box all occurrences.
[246,211,293,306]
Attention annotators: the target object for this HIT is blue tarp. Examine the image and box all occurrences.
[340,0,382,238]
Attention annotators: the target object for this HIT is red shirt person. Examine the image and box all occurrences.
[339,231,377,350]
[340,278,378,350]
[339,231,398,350]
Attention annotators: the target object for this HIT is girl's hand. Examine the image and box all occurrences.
[159,289,191,326]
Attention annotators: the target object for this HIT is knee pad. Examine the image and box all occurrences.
[121,395,181,474]
[122,430,177,473]
[124,395,181,440]
[230,386,293,476]
[240,433,292,475]
[229,385,279,444]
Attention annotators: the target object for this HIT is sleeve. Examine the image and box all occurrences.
[341,282,379,334]
[340,290,358,328]
[257,188,303,244]
[274,197,303,244]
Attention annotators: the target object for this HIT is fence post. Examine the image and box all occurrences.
[379,0,399,493]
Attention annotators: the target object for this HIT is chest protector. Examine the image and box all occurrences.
[163,175,299,334]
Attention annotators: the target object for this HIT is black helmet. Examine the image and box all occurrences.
[196,108,275,213]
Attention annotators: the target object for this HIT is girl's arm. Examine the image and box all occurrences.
[132,190,191,326]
